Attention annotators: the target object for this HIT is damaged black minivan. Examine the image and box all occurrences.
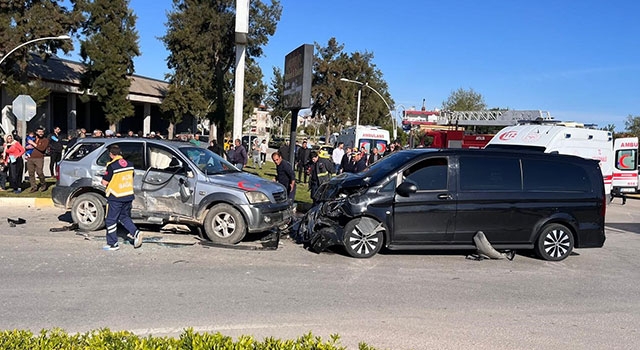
[297,148,606,260]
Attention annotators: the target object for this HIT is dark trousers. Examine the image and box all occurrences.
[0,169,7,190]
[297,163,308,183]
[8,157,24,191]
[105,200,139,246]
[49,152,62,177]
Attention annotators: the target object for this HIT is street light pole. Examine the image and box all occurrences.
[0,35,71,66]
[340,78,396,139]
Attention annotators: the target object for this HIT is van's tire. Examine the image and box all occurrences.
[343,217,384,258]
[71,193,105,232]
[203,204,246,244]
[535,223,574,261]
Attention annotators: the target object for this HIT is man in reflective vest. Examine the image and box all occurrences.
[308,150,334,204]
[101,145,142,251]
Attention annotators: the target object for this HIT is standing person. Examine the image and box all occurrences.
[251,139,262,168]
[26,127,49,192]
[3,134,25,193]
[308,151,334,203]
[296,140,311,183]
[207,139,223,157]
[278,140,291,164]
[341,147,355,173]
[331,142,345,174]
[101,145,142,251]
[271,151,296,202]
[48,126,63,177]
[368,146,381,166]
[259,139,268,164]
[353,151,368,173]
[233,138,247,170]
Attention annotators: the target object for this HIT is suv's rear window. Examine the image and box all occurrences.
[64,142,103,161]
[96,143,145,169]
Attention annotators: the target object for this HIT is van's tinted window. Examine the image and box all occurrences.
[96,142,145,170]
[403,158,448,191]
[522,159,591,192]
[460,156,521,191]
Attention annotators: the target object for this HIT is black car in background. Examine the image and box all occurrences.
[298,148,606,260]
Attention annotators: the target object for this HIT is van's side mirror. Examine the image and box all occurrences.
[396,182,418,197]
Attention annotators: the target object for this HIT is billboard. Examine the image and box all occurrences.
[283,44,313,109]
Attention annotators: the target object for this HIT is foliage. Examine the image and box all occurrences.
[161,0,281,142]
[0,0,82,100]
[623,115,640,138]
[242,57,267,126]
[442,87,487,111]
[0,328,369,349]
[78,0,140,126]
[312,38,394,137]
[265,66,288,123]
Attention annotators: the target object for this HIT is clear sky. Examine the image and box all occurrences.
[67,0,640,132]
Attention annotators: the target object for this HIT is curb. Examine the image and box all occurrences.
[0,197,55,208]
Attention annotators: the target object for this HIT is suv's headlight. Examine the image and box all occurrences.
[245,191,270,204]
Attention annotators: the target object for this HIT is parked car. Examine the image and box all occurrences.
[269,136,285,149]
[297,148,606,260]
[52,138,292,244]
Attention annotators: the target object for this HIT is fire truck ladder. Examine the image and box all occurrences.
[436,110,554,126]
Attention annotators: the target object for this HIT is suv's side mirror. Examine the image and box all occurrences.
[396,182,418,197]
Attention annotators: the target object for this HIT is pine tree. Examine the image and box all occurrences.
[79,0,140,126]
[161,0,281,141]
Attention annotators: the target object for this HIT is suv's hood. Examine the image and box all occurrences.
[209,172,285,194]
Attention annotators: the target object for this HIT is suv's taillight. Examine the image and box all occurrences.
[55,164,60,182]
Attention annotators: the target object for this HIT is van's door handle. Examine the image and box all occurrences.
[437,193,453,200]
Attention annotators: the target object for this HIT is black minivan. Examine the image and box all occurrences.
[298,148,606,260]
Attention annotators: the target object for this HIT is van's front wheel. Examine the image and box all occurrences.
[343,217,385,258]
[203,204,246,244]
[535,223,574,261]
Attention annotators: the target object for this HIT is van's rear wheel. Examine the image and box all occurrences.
[535,223,574,261]
[343,217,385,258]
[71,193,105,231]
[203,204,246,244]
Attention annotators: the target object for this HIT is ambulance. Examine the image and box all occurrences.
[612,137,639,193]
[485,123,614,194]
[336,125,390,154]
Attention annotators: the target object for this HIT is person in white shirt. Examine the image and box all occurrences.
[331,142,345,174]
[259,139,268,164]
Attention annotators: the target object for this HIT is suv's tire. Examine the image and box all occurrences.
[343,217,384,258]
[203,204,246,244]
[535,223,574,261]
[71,193,105,232]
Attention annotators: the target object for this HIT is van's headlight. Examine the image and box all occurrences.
[245,191,270,204]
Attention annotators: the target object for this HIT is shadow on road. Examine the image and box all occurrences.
[606,223,640,234]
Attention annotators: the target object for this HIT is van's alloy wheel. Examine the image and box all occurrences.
[203,203,246,244]
[71,193,105,231]
[343,217,384,258]
[535,223,574,261]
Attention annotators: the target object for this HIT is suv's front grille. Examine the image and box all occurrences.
[273,191,287,203]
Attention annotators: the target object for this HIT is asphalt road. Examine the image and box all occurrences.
[0,200,639,349]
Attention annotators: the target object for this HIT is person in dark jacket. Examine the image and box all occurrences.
[296,141,311,183]
[368,147,381,166]
[340,147,354,173]
[48,126,63,177]
[272,151,296,201]
[308,151,334,203]
[207,139,224,157]
[233,139,247,170]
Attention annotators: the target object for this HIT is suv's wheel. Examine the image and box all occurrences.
[71,193,105,231]
[535,223,574,261]
[343,217,385,258]
[203,204,246,244]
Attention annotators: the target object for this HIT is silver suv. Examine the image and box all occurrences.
[52,138,292,244]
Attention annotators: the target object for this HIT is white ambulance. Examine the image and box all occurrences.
[485,123,614,194]
[336,125,390,154]
[612,137,639,193]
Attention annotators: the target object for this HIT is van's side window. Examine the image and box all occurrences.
[460,156,521,191]
[403,158,448,191]
[522,159,591,192]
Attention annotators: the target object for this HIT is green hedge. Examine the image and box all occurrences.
[0,328,379,350]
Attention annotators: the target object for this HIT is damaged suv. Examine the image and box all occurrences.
[298,148,606,260]
[52,138,292,244]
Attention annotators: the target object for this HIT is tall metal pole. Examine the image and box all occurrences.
[356,86,362,129]
[0,35,70,66]
[233,0,249,142]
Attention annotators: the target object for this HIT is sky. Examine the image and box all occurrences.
[65,0,640,132]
